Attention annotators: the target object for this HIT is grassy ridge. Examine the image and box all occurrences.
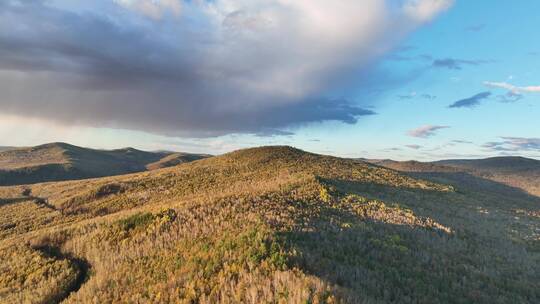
[0,146,539,303]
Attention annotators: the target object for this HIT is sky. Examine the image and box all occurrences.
[0,0,539,160]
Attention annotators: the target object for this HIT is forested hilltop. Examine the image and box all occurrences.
[0,146,539,303]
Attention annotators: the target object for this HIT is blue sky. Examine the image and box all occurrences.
[0,0,538,160]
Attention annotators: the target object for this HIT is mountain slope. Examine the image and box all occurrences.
[0,143,209,186]
[368,159,460,173]
[436,156,540,172]
[371,156,540,197]
[0,146,539,303]
[437,157,540,197]
[145,152,212,170]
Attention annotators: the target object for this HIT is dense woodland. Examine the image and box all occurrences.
[0,147,539,303]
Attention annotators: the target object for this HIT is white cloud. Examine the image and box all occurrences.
[484,81,540,93]
[201,0,454,101]
[403,0,453,22]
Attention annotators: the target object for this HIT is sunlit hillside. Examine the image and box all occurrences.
[1,146,538,303]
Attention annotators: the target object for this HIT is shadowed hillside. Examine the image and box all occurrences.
[0,143,209,186]
[437,156,540,172]
[1,146,538,303]
[370,157,540,197]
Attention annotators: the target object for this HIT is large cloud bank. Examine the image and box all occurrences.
[0,0,452,136]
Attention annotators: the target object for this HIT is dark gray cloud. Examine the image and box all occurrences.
[448,92,492,108]
[482,137,540,152]
[405,144,422,150]
[0,0,451,137]
[432,58,491,70]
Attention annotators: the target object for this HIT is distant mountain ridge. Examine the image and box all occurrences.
[369,156,540,197]
[436,156,540,172]
[145,152,212,170]
[0,143,209,186]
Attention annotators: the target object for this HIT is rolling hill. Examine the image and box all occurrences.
[0,143,209,186]
[0,146,538,303]
[145,152,212,171]
[371,157,540,197]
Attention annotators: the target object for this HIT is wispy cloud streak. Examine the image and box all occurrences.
[408,125,450,138]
